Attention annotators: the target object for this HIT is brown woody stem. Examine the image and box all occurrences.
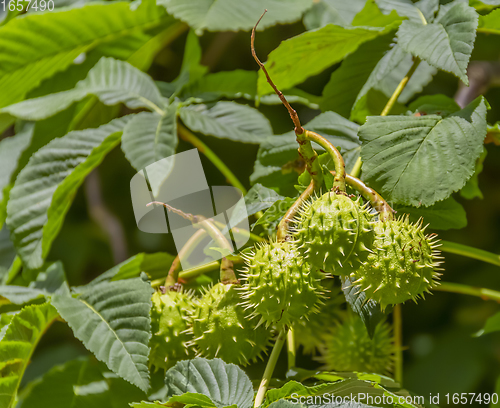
[251,10,303,135]
[276,181,315,242]
[330,172,395,220]
[304,130,345,192]
[147,201,238,283]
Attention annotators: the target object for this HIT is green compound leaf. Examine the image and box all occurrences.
[396,2,478,85]
[162,0,312,34]
[257,23,400,96]
[165,358,254,408]
[2,57,164,121]
[51,277,153,392]
[394,196,467,230]
[0,124,34,228]
[179,101,272,144]
[6,116,130,270]
[359,97,488,207]
[0,0,168,109]
[122,106,178,172]
[0,303,58,408]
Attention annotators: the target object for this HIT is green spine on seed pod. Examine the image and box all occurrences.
[317,314,394,375]
[239,241,326,328]
[149,289,196,371]
[350,216,443,309]
[189,282,272,365]
[292,281,345,355]
[293,192,375,275]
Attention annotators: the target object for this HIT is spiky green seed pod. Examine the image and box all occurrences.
[294,192,375,274]
[239,241,326,328]
[149,289,196,371]
[190,283,272,365]
[292,281,345,355]
[350,216,442,309]
[317,314,394,375]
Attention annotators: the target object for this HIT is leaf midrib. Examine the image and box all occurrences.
[78,297,147,389]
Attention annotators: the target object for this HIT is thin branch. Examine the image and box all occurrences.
[251,10,303,135]
[440,241,500,267]
[380,58,421,117]
[147,201,238,283]
[435,282,500,303]
[277,181,315,242]
[305,130,345,192]
[393,304,403,385]
[254,328,287,408]
[338,172,395,220]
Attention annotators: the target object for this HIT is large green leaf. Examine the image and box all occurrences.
[359,97,488,207]
[394,196,467,230]
[0,0,168,109]
[122,105,178,172]
[0,303,58,408]
[2,57,164,121]
[165,358,254,408]
[6,116,130,270]
[256,23,400,96]
[396,2,478,85]
[0,125,33,227]
[478,8,500,34]
[51,277,153,392]
[162,0,313,34]
[179,101,272,143]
